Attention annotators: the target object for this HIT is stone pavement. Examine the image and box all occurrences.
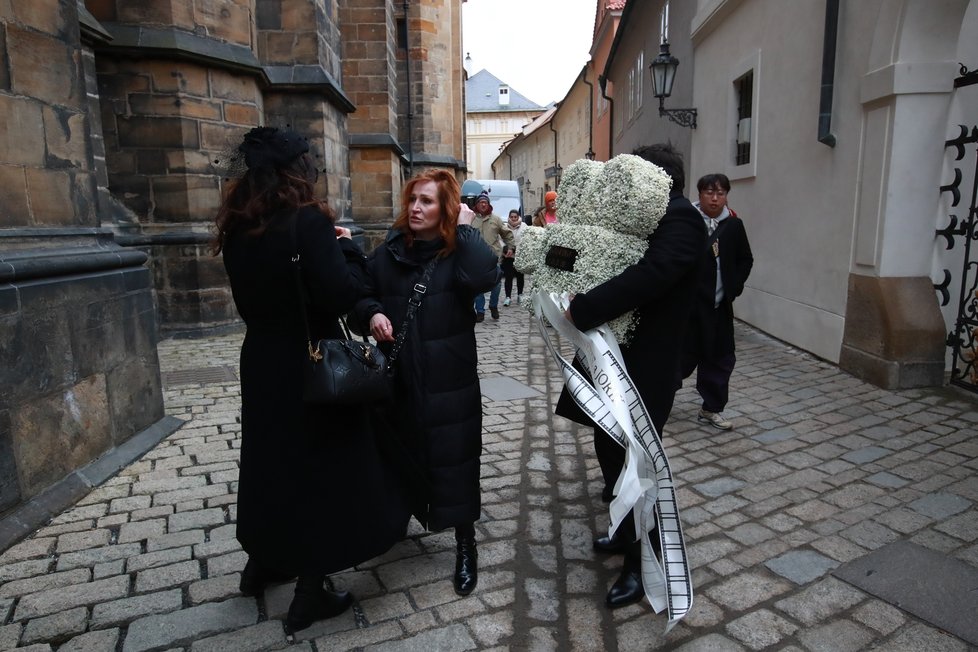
[1,292,977,651]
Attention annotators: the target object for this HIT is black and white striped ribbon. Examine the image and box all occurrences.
[535,292,692,631]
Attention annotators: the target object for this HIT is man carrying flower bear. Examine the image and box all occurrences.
[520,143,706,613]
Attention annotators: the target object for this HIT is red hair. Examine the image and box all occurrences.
[392,169,461,256]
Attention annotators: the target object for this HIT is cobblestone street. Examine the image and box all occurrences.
[1,298,977,651]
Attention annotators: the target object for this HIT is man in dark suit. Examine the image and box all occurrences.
[683,173,754,430]
[554,143,707,608]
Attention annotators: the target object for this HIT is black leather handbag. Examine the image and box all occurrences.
[303,318,392,405]
[289,213,437,406]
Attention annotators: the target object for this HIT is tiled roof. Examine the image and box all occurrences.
[465,69,543,112]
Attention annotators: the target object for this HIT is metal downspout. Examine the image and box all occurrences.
[548,120,558,187]
[403,0,415,173]
[818,0,839,147]
[599,74,614,157]
[581,68,594,158]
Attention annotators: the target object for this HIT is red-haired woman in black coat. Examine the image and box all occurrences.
[355,169,499,596]
[213,127,409,633]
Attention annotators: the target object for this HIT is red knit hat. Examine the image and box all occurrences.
[545,191,557,202]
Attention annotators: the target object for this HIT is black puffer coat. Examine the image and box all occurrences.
[355,225,498,530]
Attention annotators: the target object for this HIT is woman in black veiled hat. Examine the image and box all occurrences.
[212,127,409,632]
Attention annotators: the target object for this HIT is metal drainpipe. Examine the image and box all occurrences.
[548,120,558,187]
[403,0,415,173]
[599,75,614,157]
[506,150,513,180]
[817,0,839,147]
[581,69,594,158]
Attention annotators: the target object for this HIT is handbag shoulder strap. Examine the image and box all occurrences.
[288,212,313,346]
[385,255,439,371]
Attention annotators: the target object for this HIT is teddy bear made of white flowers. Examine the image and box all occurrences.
[514,153,672,344]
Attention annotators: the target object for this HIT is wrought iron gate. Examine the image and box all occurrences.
[939,122,978,392]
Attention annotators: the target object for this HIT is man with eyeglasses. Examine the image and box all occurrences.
[683,173,754,430]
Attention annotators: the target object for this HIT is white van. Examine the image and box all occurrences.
[472,179,522,221]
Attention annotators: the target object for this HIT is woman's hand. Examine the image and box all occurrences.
[369,313,395,343]
[457,204,476,227]
[335,226,352,240]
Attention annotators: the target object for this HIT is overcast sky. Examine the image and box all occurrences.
[461,0,597,107]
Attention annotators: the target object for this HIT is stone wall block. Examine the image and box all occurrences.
[10,0,70,38]
[0,96,46,167]
[194,2,253,47]
[116,1,174,25]
[117,117,200,150]
[25,168,75,225]
[106,355,164,446]
[136,150,168,176]
[7,26,78,107]
[85,0,118,21]
[151,175,220,222]
[199,122,247,153]
[156,290,203,326]
[166,150,215,175]
[344,7,389,24]
[128,94,223,122]
[146,62,209,96]
[256,0,282,29]
[0,410,21,513]
[194,254,229,289]
[260,32,318,64]
[357,22,386,41]
[68,294,129,380]
[43,107,90,169]
[0,165,30,224]
[96,71,151,100]
[223,102,260,126]
[11,373,113,497]
[109,174,151,216]
[209,71,260,103]
[196,287,237,323]
[280,2,317,30]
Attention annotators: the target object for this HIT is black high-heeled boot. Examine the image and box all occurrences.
[453,536,478,596]
[286,574,353,632]
[240,558,296,597]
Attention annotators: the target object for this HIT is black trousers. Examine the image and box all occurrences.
[681,304,736,413]
[593,388,673,565]
[501,258,524,297]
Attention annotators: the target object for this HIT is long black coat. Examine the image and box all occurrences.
[689,215,754,358]
[223,206,409,577]
[354,225,498,531]
[555,192,707,434]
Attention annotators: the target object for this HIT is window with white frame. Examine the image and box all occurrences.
[734,71,753,165]
[633,51,644,115]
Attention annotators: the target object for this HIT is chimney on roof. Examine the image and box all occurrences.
[498,85,510,106]
[464,52,474,76]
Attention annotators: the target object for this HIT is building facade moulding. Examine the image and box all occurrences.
[94,23,355,113]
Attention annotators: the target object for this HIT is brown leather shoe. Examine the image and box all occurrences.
[475,312,485,323]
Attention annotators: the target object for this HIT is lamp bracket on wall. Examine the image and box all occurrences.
[658,98,698,129]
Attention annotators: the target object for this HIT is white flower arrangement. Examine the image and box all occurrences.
[556,159,604,225]
[515,153,673,344]
[513,225,548,274]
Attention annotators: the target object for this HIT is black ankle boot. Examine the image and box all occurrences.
[240,558,295,597]
[453,536,478,596]
[286,577,353,632]
[593,529,628,554]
